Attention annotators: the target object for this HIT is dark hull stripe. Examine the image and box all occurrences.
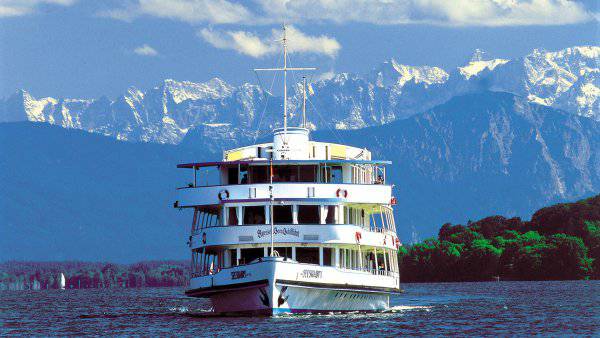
[185,279,269,297]
[275,279,402,294]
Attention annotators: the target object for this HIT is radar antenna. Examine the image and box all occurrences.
[254,25,316,136]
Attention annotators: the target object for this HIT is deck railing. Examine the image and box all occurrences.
[190,262,398,279]
[191,223,396,236]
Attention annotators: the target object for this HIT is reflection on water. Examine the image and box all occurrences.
[1,281,598,336]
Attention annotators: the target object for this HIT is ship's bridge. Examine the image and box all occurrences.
[222,127,371,162]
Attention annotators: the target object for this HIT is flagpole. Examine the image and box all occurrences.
[269,158,274,256]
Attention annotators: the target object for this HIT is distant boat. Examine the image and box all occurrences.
[59,273,66,290]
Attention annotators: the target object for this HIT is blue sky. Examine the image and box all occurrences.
[0,0,598,99]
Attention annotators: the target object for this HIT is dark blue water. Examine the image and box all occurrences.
[1,281,598,336]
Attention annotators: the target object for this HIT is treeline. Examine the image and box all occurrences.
[0,260,189,290]
[399,194,600,282]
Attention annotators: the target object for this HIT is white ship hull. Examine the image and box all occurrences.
[186,257,398,315]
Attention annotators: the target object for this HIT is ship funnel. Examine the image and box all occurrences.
[273,127,310,160]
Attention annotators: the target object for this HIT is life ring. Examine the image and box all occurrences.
[390,196,397,205]
[336,188,348,198]
[355,231,362,243]
[218,190,230,200]
[202,232,207,244]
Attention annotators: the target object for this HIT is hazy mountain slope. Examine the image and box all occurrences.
[313,91,600,242]
[0,123,207,262]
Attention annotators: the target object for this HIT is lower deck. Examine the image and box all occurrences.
[186,257,400,314]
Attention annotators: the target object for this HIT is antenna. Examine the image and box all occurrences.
[302,76,307,128]
[254,24,316,136]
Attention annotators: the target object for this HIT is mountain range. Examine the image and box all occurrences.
[1,46,598,146]
[1,91,598,261]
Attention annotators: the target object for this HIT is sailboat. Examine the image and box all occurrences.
[59,273,66,290]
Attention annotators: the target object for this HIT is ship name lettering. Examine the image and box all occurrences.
[300,270,322,279]
[231,271,248,280]
[257,227,300,238]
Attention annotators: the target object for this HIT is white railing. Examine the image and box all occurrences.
[190,262,399,279]
[178,183,392,207]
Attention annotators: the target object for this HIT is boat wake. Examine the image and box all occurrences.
[384,305,433,313]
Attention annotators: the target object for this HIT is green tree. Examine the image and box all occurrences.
[543,234,592,280]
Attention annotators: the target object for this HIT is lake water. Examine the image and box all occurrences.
[1,281,598,336]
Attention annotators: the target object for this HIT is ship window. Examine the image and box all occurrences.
[227,207,238,225]
[296,247,319,265]
[370,210,385,231]
[243,206,265,224]
[325,205,336,224]
[297,205,319,224]
[240,166,249,184]
[273,165,297,182]
[249,166,269,183]
[227,167,239,184]
[323,248,333,266]
[298,165,317,182]
[274,247,292,259]
[331,166,343,184]
[273,205,293,224]
[239,248,264,265]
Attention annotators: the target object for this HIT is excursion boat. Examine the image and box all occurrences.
[174,26,401,315]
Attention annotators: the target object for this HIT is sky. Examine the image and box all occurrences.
[0,0,598,99]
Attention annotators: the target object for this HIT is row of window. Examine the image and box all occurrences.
[191,205,396,233]
[191,246,400,276]
[190,164,386,187]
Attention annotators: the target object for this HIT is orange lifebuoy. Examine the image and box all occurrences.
[336,188,348,198]
[391,196,397,205]
[218,190,229,200]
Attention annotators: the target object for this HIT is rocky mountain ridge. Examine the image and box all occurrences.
[1,46,598,145]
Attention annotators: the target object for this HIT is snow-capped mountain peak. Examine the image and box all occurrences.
[161,78,233,104]
[371,59,449,87]
[1,45,598,145]
[459,49,509,80]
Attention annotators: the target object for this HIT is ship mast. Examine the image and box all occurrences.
[254,25,316,136]
[302,76,307,128]
[283,26,288,133]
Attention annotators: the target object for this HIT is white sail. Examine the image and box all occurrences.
[59,273,66,290]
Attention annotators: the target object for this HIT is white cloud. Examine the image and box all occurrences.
[257,0,593,27]
[199,26,341,58]
[134,44,159,56]
[103,0,251,24]
[0,0,76,17]
[200,28,273,58]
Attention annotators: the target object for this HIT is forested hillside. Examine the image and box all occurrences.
[400,194,600,282]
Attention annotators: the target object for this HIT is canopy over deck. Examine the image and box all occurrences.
[177,159,392,169]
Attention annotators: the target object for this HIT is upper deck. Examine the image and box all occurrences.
[219,128,372,162]
[177,127,391,189]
